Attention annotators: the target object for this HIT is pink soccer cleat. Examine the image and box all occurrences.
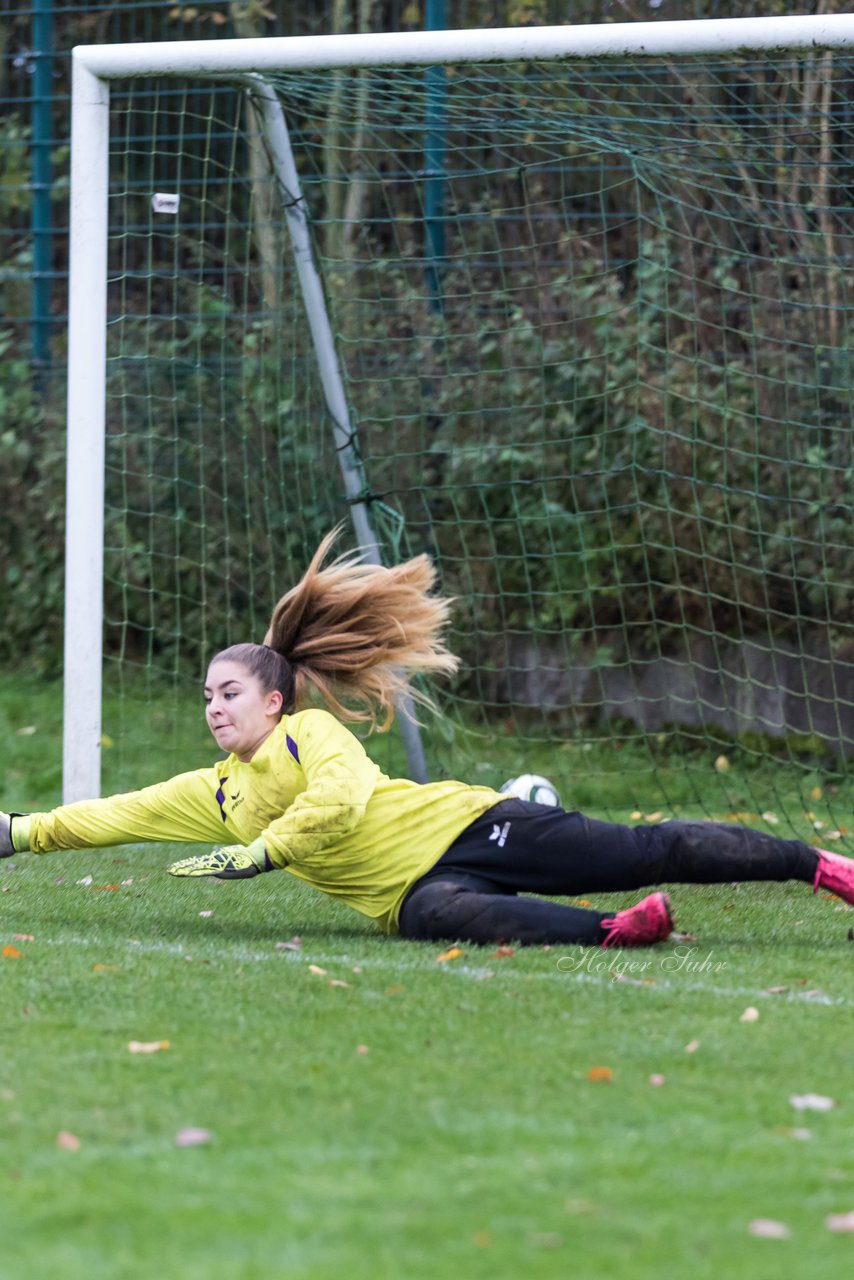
[600,891,674,949]
[813,849,854,907]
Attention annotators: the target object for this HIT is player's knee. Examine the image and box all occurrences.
[399,879,494,942]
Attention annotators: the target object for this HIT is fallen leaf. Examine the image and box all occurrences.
[93,884,120,891]
[175,1127,211,1148]
[644,811,663,822]
[56,1131,81,1151]
[766,986,789,995]
[16,725,37,737]
[790,1128,812,1140]
[2,946,22,959]
[493,945,515,957]
[275,937,302,951]
[530,1232,563,1249]
[128,1040,170,1054]
[825,1211,854,1233]
[13,933,34,942]
[762,811,780,825]
[473,1231,492,1248]
[587,1066,613,1082]
[740,1007,760,1022]
[92,964,119,972]
[574,898,592,907]
[565,1198,598,1214]
[714,755,730,773]
[649,1074,666,1087]
[328,979,350,989]
[810,786,823,802]
[356,1044,369,1055]
[684,1039,700,1054]
[748,1218,790,1239]
[308,964,327,975]
[385,985,404,995]
[436,947,463,963]
[789,1093,835,1112]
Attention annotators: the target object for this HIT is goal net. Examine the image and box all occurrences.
[69,19,854,841]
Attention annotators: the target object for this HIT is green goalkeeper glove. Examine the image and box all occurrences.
[0,812,12,858]
[167,839,270,879]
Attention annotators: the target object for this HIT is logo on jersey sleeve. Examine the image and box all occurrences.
[215,776,229,823]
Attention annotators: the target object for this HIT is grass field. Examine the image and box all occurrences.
[1,673,852,1279]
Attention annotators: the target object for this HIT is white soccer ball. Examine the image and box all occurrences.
[499,773,560,807]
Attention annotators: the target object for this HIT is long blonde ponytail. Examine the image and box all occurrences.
[263,529,459,728]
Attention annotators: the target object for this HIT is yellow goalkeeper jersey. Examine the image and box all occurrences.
[16,709,503,933]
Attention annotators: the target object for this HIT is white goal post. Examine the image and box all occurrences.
[65,13,854,802]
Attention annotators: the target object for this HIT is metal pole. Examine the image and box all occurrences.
[31,0,54,371]
[245,78,430,783]
[424,0,447,313]
[63,53,110,802]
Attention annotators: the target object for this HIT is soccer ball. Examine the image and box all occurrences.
[499,773,560,807]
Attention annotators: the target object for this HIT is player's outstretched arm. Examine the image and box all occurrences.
[168,839,272,880]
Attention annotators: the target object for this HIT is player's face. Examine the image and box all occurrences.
[203,660,283,762]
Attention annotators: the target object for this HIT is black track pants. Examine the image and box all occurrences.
[397,799,820,947]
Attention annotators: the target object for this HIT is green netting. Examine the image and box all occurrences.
[104,50,854,837]
[104,80,344,777]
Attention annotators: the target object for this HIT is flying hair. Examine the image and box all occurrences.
[262,528,460,729]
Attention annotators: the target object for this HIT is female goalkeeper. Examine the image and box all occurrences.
[1,533,852,949]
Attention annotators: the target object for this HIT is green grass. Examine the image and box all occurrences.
[1,673,853,1279]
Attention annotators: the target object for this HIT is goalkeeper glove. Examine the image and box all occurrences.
[167,839,270,879]
[0,812,12,858]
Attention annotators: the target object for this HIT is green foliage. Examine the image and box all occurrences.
[0,114,30,218]
[0,114,34,321]
[0,305,340,671]
[0,334,65,667]
[8,28,854,725]
[102,296,341,669]
[341,214,854,665]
